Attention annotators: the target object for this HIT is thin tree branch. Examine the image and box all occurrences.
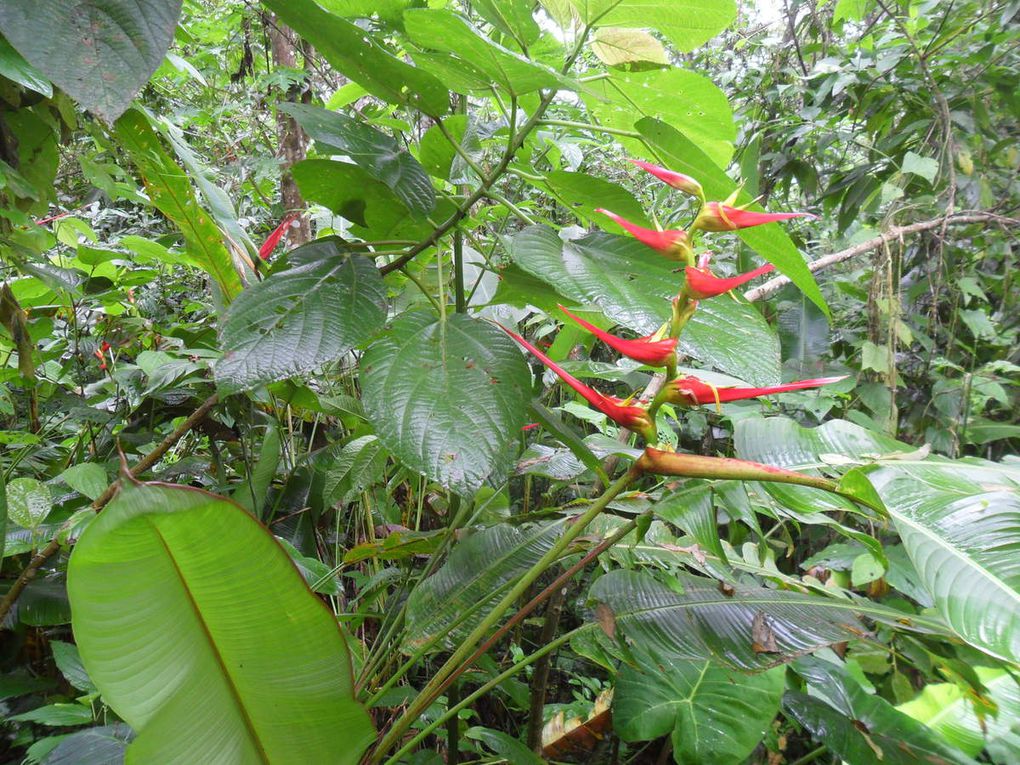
[0,393,221,624]
[744,211,1020,303]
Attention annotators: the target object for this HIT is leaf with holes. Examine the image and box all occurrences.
[0,0,182,121]
[362,312,533,493]
[67,480,374,763]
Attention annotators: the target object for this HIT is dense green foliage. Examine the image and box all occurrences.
[1,1,1019,763]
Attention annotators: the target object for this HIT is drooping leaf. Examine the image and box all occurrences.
[536,171,652,229]
[590,28,669,71]
[280,103,435,217]
[614,657,784,765]
[323,435,389,506]
[897,667,1020,759]
[43,724,133,765]
[67,481,375,763]
[509,225,781,385]
[637,117,828,315]
[588,570,946,671]
[403,520,565,651]
[362,312,532,494]
[291,160,406,229]
[114,109,245,303]
[0,0,182,121]
[215,239,387,394]
[863,460,1020,662]
[569,0,736,52]
[264,0,449,115]
[403,9,573,95]
[470,0,541,47]
[6,477,50,529]
[785,657,975,765]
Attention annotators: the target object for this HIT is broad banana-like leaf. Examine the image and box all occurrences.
[898,667,1020,759]
[614,655,784,765]
[588,570,948,671]
[68,481,374,764]
[785,657,976,765]
[403,520,565,652]
[735,415,1020,662]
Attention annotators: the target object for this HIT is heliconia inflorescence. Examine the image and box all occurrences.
[512,161,841,455]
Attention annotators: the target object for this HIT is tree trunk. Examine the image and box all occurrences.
[265,14,312,247]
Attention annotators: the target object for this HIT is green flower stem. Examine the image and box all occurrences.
[382,627,587,765]
[368,467,639,763]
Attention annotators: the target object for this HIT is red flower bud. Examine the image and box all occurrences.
[558,305,676,367]
[628,159,703,198]
[666,375,846,407]
[693,202,816,232]
[258,212,301,260]
[684,263,775,299]
[595,209,692,262]
[500,325,657,441]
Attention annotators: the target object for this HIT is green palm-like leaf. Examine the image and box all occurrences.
[735,415,1020,662]
[68,481,374,764]
[614,657,784,765]
[589,570,947,671]
[404,520,565,652]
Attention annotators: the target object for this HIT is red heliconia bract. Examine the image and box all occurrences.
[693,202,815,232]
[628,159,703,198]
[258,212,301,260]
[595,209,692,262]
[558,305,676,367]
[500,325,656,441]
[666,375,846,407]
[684,263,776,299]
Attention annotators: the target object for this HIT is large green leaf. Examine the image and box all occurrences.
[291,160,406,230]
[216,240,387,394]
[785,658,975,765]
[508,225,781,385]
[67,481,374,763]
[614,658,784,765]
[589,570,945,671]
[584,69,735,167]
[637,117,828,315]
[114,110,245,303]
[734,416,1020,662]
[536,170,652,229]
[0,0,181,121]
[403,520,564,651]
[403,9,571,96]
[0,37,51,97]
[264,0,449,116]
[898,667,1020,759]
[569,0,736,52]
[279,104,434,217]
[863,460,1020,662]
[471,0,541,47]
[362,312,533,494]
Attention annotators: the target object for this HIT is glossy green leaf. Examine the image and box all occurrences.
[42,725,132,765]
[570,0,735,51]
[584,69,735,167]
[509,225,781,385]
[114,109,244,303]
[785,657,975,765]
[323,435,389,506]
[291,160,406,230]
[280,104,434,217]
[404,9,571,95]
[614,657,784,765]
[0,0,181,121]
[67,481,374,763]
[216,240,387,394]
[404,520,564,651]
[0,36,51,97]
[58,464,107,502]
[589,570,944,671]
[362,312,532,494]
[898,667,1020,758]
[864,460,1020,662]
[6,477,50,529]
[637,117,828,315]
[10,703,94,726]
[264,0,449,115]
[537,170,652,229]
